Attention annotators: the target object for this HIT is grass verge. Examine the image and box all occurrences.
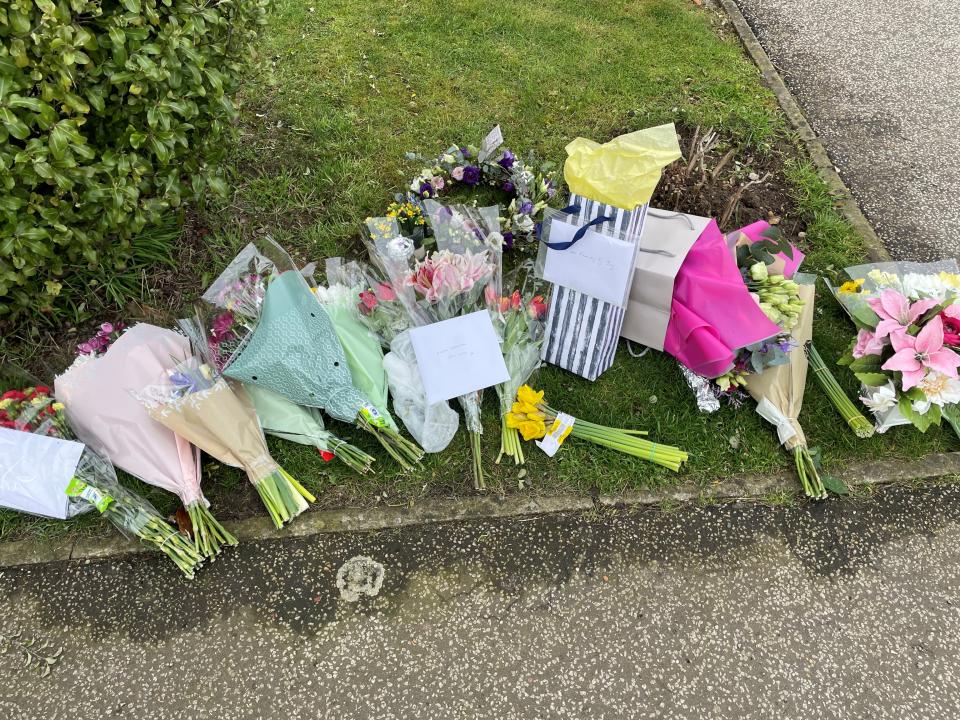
[0,0,955,541]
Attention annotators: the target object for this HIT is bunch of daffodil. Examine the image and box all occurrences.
[504,386,548,457]
[507,385,689,472]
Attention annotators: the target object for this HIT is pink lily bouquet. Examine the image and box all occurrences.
[365,202,503,488]
[830,261,960,435]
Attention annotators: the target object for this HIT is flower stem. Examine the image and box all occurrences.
[470,430,485,490]
[807,343,875,438]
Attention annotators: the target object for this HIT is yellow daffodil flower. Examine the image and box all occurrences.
[516,385,544,406]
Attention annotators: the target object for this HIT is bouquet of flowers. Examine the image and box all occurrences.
[54,323,236,559]
[76,321,124,357]
[829,261,960,435]
[200,239,424,469]
[486,273,550,465]
[0,388,203,578]
[356,227,460,453]
[506,385,689,471]
[366,202,503,487]
[401,128,558,248]
[711,229,807,394]
[137,356,315,530]
[743,275,850,499]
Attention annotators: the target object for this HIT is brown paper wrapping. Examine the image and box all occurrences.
[145,380,279,483]
[744,282,816,450]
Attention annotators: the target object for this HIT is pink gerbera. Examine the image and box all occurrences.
[867,289,939,339]
[882,315,960,391]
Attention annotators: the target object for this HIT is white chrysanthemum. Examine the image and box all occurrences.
[901,272,950,300]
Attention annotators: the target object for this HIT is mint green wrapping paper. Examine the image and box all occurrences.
[224,271,371,423]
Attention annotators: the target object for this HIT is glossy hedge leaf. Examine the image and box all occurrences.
[0,0,268,322]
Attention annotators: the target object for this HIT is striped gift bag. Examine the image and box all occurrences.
[540,195,649,381]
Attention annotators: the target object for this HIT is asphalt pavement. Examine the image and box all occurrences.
[2,483,960,719]
[735,0,960,261]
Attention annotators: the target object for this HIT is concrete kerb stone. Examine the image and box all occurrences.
[2,452,960,569]
[716,0,891,262]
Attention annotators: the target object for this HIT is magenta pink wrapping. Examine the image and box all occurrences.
[663,219,782,378]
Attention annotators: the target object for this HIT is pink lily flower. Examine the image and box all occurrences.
[882,315,960,391]
[867,289,939,339]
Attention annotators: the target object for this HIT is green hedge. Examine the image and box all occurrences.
[0,0,268,319]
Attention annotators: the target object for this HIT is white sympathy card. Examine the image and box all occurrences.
[541,219,636,307]
[0,427,83,519]
[409,310,510,405]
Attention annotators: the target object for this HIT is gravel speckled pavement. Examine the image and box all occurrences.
[734,0,960,261]
[2,484,960,718]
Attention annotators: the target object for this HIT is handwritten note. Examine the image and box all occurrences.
[408,310,510,404]
[541,219,637,307]
[477,125,504,163]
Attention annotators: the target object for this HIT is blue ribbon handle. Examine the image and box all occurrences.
[542,204,613,251]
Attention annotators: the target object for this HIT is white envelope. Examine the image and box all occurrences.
[409,311,510,405]
[0,428,83,520]
[541,219,637,308]
[620,209,709,350]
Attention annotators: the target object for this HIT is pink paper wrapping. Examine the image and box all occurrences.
[735,220,805,278]
[663,220,782,378]
[54,323,204,506]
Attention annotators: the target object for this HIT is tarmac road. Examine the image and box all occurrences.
[2,483,960,719]
[735,0,960,261]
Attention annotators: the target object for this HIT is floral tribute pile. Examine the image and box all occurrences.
[831,263,960,435]
[8,124,960,583]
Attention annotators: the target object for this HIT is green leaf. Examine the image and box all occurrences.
[7,96,45,113]
[122,0,141,12]
[898,395,940,433]
[49,124,70,159]
[848,355,883,373]
[855,372,889,387]
[821,474,849,496]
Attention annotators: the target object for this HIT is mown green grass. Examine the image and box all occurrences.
[1,0,953,541]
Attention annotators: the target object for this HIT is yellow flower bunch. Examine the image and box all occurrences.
[386,201,426,226]
[939,272,960,290]
[838,278,864,294]
[867,269,900,289]
[506,385,547,440]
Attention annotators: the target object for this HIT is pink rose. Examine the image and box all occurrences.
[432,176,445,191]
[451,166,465,181]
[940,310,960,347]
[852,329,886,358]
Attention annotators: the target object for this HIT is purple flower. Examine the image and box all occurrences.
[502,232,514,250]
[77,342,93,355]
[418,181,434,198]
[502,180,515,194]
[520,200,533,215]
[545,179,556,198]
[99,322,114,334]
[498,150,515,169]
[460,146,471,159]
[462,165,481,186]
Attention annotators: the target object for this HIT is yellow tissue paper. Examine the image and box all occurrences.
[563,123,682,210]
